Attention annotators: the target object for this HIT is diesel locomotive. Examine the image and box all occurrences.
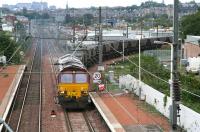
[57,54,90,109]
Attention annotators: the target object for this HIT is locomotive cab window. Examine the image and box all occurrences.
[75,74,87,83]
[60,74,73,83]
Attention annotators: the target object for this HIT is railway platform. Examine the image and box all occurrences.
[90,91,171,132]
[0,65,26,130]
[89,92,125,132]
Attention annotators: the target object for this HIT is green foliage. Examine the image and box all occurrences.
[155,14,173,27]
[0,32,16,57]
[0,31,21,64]
[15,9,50,20]
[64,13,94,26]
[83,13,94,26]
[163,95,167,107]
[140,1,165,8]
[181,10,200,38]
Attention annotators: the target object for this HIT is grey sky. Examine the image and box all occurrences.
[1,0,200,8]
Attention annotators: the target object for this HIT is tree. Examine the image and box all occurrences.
[181,10,200,38]
[41,13,50,19]
[64,14,73,24]
[154,14,172,27]
[83,13,93,26]
[140,1,165,8]
[0,31,21,63]
[22,7,27,15]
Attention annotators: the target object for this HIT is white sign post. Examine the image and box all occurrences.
[93,72,101,84]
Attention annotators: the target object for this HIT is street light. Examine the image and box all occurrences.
[154,41,173,97]
[135,35,142,100]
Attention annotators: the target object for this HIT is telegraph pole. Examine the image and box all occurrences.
[73,8,75,43]
[28,21,30,35]
[172,0,181,130]
[98,6,103,70]
[56,22,59,44]
[73,23,75,43]
[126,23,128,38]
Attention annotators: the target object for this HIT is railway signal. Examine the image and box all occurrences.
[98,84,105,91]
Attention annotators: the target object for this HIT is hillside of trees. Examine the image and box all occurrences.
[181,9,200,38]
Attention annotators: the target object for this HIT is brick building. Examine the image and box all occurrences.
[183,35,200,58]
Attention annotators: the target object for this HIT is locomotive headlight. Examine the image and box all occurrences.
[60,91,65,94]
[81,91,87,94]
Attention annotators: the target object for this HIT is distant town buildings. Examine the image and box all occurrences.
[2,1,200,18]
[0,1,200,26]
[0,11,29,32]
[49,6,56,10]
[2,2,48,11]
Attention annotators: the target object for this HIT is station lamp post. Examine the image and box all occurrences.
[135,35,142,100]
[154,41,173,97]
[154,40,181,130]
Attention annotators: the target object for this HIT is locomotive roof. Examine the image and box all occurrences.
[58,54,86,71]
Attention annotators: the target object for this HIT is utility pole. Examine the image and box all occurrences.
[126,23,128,38]
[73,23,75,43]
[171,0,181,130]
[138,21,142,100]
[56,22,59,44]
[95,26,97,41]
[98,6,103,70]
[156,24,159,38]
[140,21,143,38]
[73,8,75,43]
[28,21,31,35]
[14,21,18,42]
[0,9,2,31]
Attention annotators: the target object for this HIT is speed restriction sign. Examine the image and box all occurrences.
[93,72,101,80]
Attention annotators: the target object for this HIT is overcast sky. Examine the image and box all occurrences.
[1,0,200,8]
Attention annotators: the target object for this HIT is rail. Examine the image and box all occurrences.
[64,111,73,132]
[83,112,95,132]
[15,40,42,132]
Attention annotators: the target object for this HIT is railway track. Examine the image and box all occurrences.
[6,39,42,132]
[47,41,94,132]
[64,111,95,132]
[47,35,110,132]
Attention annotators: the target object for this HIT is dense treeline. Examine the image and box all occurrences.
[181,9,200,38]
[15,7,50,20]
[64,13,94,26]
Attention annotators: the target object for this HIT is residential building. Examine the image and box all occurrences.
[183,35,200,58]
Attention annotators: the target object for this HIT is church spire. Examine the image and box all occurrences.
[66,0,69,11]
